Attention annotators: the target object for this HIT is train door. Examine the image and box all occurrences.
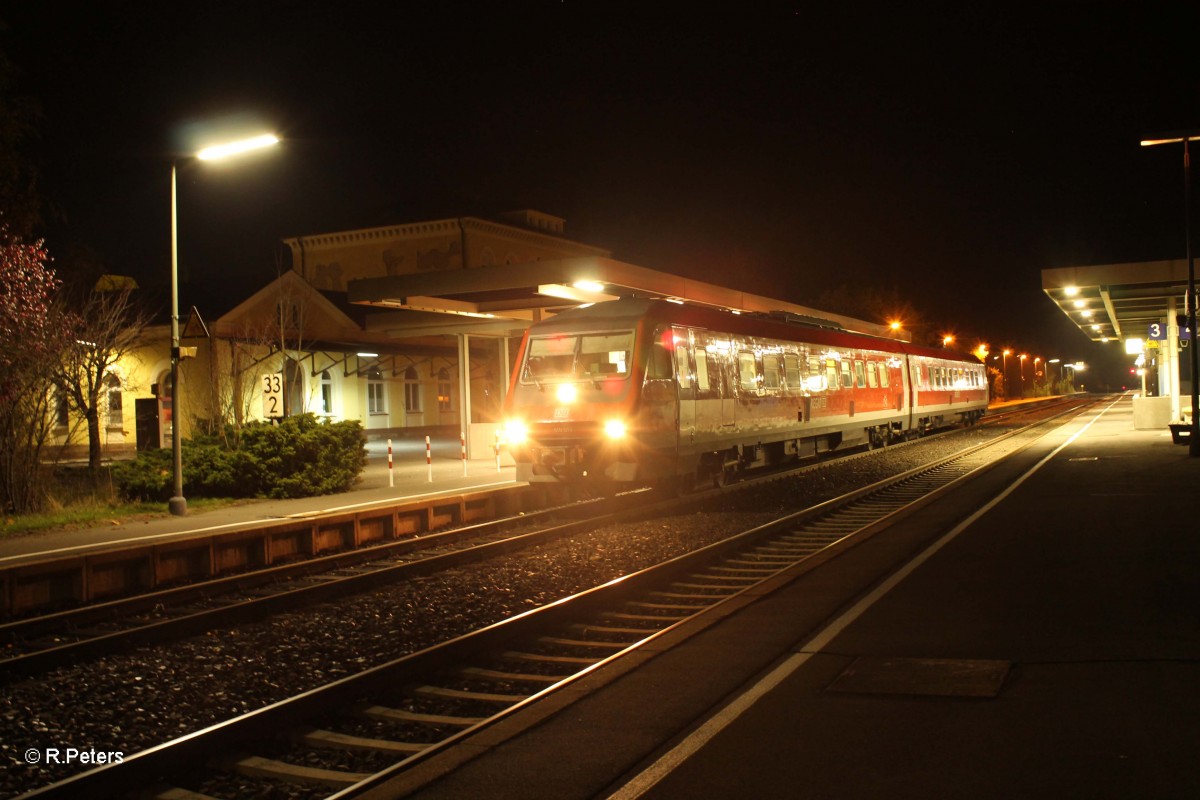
[641,326,680,477]
[673,327,696,452]
[691,331,722,442]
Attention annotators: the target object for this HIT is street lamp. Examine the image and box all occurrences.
[1049,358,1062,390]
[1019,354,1028,397]
[1001,349,1011,400]
[169,132,280,516]
[1142,132,1199,456]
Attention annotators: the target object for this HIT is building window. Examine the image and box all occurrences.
[437,367,452,412]
[367,369,386,414]
[404,366,422,413]
[104,373,123,427]
[54,388,70,428]
[320,370,333,415]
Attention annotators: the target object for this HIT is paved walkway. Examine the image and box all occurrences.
[0,436,517,563]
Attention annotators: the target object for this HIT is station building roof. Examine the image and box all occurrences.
[347,256,903,341]
[1042,259,1193,344]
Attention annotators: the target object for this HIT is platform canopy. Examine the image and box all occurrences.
[1042,259,1193,344]
[348,256,901,340]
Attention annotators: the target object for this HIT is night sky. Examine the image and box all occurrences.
[4,5,1199,386]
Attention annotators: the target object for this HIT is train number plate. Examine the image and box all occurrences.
[553,407,570,419]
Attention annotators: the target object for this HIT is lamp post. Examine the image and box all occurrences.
[1142,132,1199,457]
[1019,354,1028,397]
[1049,358,1062,391]
[1001,349,1011,400]
[169,132,280,516]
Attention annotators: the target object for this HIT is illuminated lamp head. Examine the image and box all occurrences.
[555,383,578,404]
[502,419,528,445]
[603,419,627,440]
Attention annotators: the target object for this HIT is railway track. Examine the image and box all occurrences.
[15,395,1103,799]
[0,397,1081,677]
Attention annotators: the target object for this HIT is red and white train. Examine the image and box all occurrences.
[502,298,988,487]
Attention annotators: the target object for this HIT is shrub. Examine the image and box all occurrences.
[113,415,366,501]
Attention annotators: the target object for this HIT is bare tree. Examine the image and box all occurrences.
[0,235,67,512]
[54,281,152,474]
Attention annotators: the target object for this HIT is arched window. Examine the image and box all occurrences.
[104,373,123,427]
[404,366,422,413]
[284,358,304,416]
[319,369,334,415]
[367,369,386,415]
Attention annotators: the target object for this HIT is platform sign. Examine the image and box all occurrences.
[1148,321,1192,341]
[262,373,284,418]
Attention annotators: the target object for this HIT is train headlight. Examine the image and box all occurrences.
[503,419,528,445]
[555,383,578,404]
[603,419,627,440]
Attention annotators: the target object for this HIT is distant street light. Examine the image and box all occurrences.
[1019,354,1028,397]
[1142,132,1199,456]
[1002,349,1011,400]
[169,132,280,516]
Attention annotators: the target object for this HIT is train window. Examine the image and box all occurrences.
[784,355,800,390]
[695,349,711,392]
[674,341,692,386]
[854,360,866,388]
[647,337,673,379]
[809,355,822,378]
[525,336,576,381]
[763,355,781,389]
[578,332,633,377]
[839,360,852,388]
[738,352,758,391]
[867,362,878,388]
[826,359,839,390]
[879,363,890,388]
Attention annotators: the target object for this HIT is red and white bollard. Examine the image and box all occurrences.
[461,431,468,477]
[387,439,394,488]
[426,435,432,483]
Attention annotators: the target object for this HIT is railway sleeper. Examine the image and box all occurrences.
[461,666,564,684]
[300,728,430,754]
[537,636,628,649]
[503,650,599,665]
[569,622,651,635]
[359,704,484,727]
[415,685,525,704]
[229,754,371,788]
[151,786,221,800]
[601,611,690,622]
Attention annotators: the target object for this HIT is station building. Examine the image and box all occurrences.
[51,210,896,461]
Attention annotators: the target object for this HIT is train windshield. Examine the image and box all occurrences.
[523,332,634,383]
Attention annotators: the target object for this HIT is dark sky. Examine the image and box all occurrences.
[5,5,1200,385]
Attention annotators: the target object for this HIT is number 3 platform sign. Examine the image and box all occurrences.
[262,373,284,418]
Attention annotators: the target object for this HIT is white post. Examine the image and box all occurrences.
[387,439,394,488]
[426,435,432,483]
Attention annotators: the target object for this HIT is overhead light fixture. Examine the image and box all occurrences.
[357,352,378,358]
[572,280,606,293]
[538,283,618,303]
[1064,286,1079,296]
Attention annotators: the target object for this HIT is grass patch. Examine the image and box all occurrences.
[1,465,252,537]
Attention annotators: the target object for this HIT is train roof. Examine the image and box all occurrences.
[528,298,982,365]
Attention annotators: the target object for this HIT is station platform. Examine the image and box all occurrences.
[0,437,517,563]
[374,393,1200,799]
